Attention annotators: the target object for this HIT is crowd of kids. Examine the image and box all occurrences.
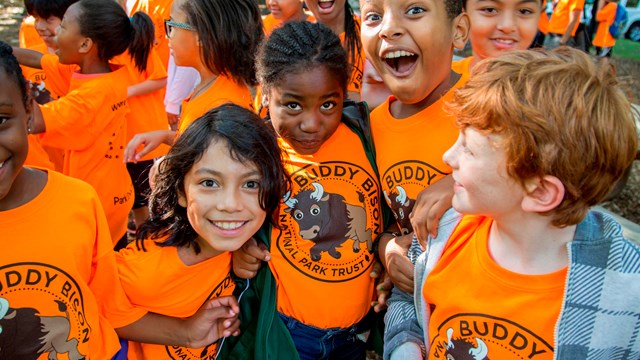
[1,0,639,358]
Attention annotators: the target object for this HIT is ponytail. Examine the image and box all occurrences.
[343,2,361,71]
[129,11,154,72]
[76,0,153,72]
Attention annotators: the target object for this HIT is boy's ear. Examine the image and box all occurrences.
[78,37,93,54]
[452,13,470,50]
[521,175,565,213]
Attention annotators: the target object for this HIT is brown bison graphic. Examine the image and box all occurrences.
[284,182,373,261]
[0,297,85,360]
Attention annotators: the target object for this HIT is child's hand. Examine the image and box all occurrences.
[124,130,174,163]
[381,233,415,293]
[232,237,270,279]
[167,112,180,131]
[184,296,241,348]
[409,175,454,245]
[370,260,390,312]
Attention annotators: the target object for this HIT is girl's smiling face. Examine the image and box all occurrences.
[53,3,86,65]
[0,69,30,210]
[179,138,267,257]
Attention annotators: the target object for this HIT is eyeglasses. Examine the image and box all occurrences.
[164,19,194,38]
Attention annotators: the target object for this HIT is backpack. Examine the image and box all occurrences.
[609,3,629,39]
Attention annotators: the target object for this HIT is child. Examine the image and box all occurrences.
[127,0,173,69]
[116,104,289,359]
[592,0,619,57]
[358,0,469,294]
[263,0,315,35]
[389,47,640,359]
[12,0,156,243]
[227,21,387,360]
[304,0,364,100]
[0,40,240,360]
[452,0,542,76]
[124,0,263,162]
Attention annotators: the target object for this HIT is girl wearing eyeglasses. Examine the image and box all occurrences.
[124,0,264,163]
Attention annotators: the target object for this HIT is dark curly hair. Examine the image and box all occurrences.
[179,0,264,86]
[136,103,290,253]
[257,21,349,95]
[0,41,29,108]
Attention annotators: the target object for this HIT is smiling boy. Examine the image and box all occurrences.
[390,47,640,360]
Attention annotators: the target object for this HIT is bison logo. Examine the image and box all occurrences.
[284,182,373,262]
[444,328,489,360]
[384,186,415,235]
[28,80,54,104]
[0,297,85,359]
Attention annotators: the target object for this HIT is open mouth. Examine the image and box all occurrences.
[383,50,418,76]
[0,160,5,170]
[318,0,335,10]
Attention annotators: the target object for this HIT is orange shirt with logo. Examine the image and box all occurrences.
[112,50,170,161]
[269,122,383,329]
[177,75,253,134]
[39,56,134,242]
[424,215,564,359]
[593,2,617,47]
[117,242,236,359]
[128,0,172,70]
[0,170,147,359]
[548,0,585,36]
[370,79,464,234]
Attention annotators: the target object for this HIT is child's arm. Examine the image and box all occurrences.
[409,174,454,244]
[115,296,240,347]
[560,9,583,45]
[11,46,44,69]
[124,130,176,163]
[128,77,167,98]
[232,237,270,279]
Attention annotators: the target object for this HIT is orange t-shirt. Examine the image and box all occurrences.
[18,16,44,49]
[339,15,364,96]
[548,0,585,36]
[39,56,134,242]
[451,57,473,81]
[262,12,316,35]
[117,242,235,359]
[112,50,170,161]
[25,135,55,170]
[177,75,253,134]
[539,0,550,34]
[0,169,147,359]
[128,0,172,70]
[370,79,464,234]
[593,2,617,47]
[269,122,383,329]
[424,215,565,359]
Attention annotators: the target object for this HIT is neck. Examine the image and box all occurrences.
[289,8,308,22]
[390,70,460,119]
[488,213,575,275]
[324,11,345,35]
[177,238,223,266]
[192,68,218,100]
[79,58,112,75]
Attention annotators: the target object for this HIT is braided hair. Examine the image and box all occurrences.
[342,1,362,76]
[257,21,349,95]
[0,41,29,108]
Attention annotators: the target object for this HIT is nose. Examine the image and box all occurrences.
[443,138,459,168]
[216,187,243,212]
[379,12,404,39]
[299,112,322,133]
[496,12,516,33]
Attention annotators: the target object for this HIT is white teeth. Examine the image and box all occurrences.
[213,221,245,230]
[495,39,515,44]
[0,161,4,169]
[384,50,415,59]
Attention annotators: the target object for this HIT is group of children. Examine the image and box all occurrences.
[1,0,639,359]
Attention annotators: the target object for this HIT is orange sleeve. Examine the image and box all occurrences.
[570,0,585,12]
[596,2,616,21]
[89,187,148,328]
[40,54,74,97]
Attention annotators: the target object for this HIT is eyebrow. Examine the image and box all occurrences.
[194,168,261,178]
[475,0,538,4]
[281,92,342,101]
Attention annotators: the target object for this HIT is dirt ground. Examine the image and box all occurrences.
[1,1,638,224]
